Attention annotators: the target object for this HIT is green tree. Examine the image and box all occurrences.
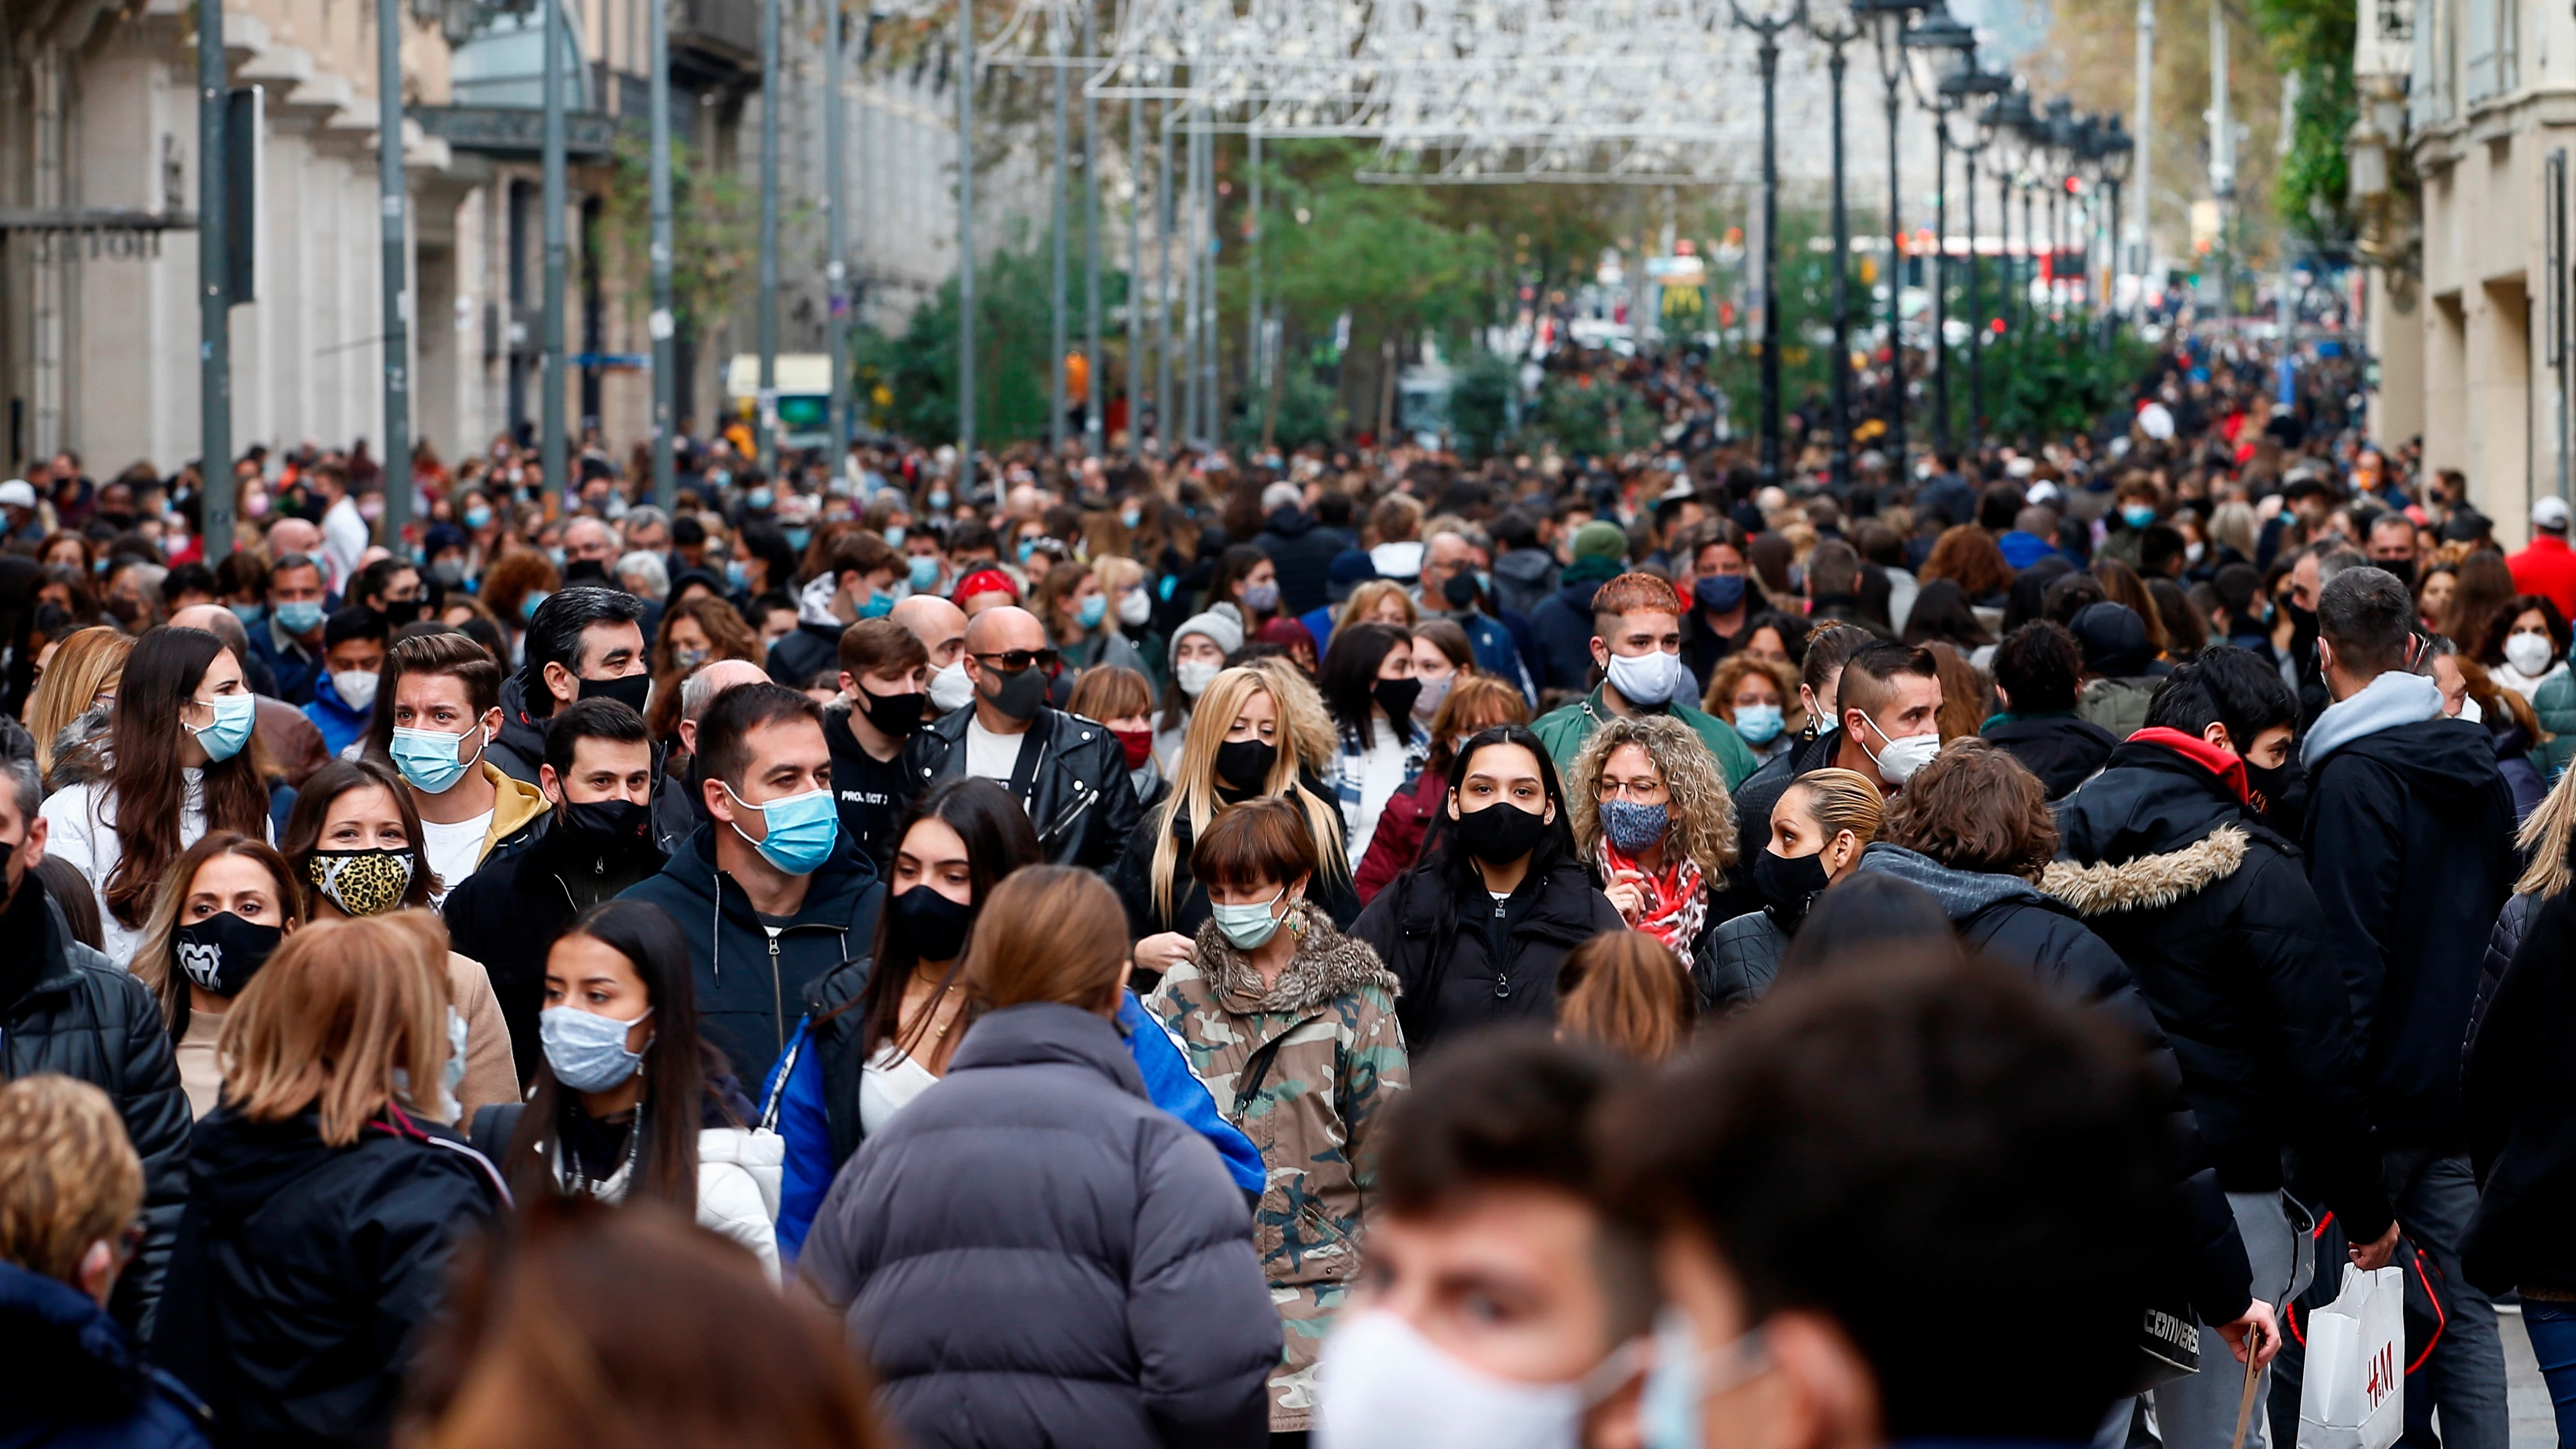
[599,133,761,336]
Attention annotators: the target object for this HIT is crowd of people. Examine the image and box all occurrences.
[2,330,2575,1449]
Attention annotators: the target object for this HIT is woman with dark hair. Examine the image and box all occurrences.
[472,899,781,1281]
[1734,609,1806,666]
[1407,618,1475,728]
[129,832,305,1116]
[280,758,519,1118]
[41,625,270,964]
[1319,622,1428,865]
[1206,542,1282,632]
[1352,673,1532,904]
[1900,578,1996,653]
[2483,594,2573,700]
[1349,724,1624,1052]
[2446,551,2520,658]
[648,594,762,743]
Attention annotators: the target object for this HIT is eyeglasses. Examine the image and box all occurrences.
[974,648,1061,673]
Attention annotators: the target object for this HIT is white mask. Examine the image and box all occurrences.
[2458,693,2486,725]
[1859,715,1943,784]
[928,658,975,713]
[1176,658,1223,698]
[1605,649,1684,707]
[2505,632,2555,678]
[1316,1309,1589,1449]
[332,669,381,711]
[1118,586,1153,628]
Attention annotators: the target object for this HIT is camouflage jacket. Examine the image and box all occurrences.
[1144,902,1410,1430]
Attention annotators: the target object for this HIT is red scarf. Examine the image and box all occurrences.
[1598,839,1707,957]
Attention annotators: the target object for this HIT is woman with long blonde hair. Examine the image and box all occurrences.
[1115,665,1355,983]
[156,911,509,1445]
[27,626,131,778]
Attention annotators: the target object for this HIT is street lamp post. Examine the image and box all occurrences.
[2097,115,2135,340]
[1808,0,1864,490]
[1957,71,2010,445]
[1731,0,1808,488]
[1987,87,2031,334]
[757,0,778,475]
[1906,4,1976,454]
[541,0,567,506]
[826,0,847,472]
[956,0,976,495]
[376,0,410,534]
[1855,0,1927,473]
[1049,8,1068,453]
[647,0,674,509]
[198,0,233,559]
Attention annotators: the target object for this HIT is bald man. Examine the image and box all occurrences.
[264,517,322,559]
[892,593,971,714]
[899,604,1140,871]
[169,603,331,787]
[651,658,777,848]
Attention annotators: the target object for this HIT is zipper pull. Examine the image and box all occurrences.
[1494,970,1511,1000]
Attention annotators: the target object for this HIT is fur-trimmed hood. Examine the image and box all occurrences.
[2042,825,2248,917]
[1189,900,1396,1016]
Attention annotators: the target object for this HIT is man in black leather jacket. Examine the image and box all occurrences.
[902,606,1141,873]
[0,756,189,1337]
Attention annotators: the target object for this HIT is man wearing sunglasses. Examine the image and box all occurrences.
[902,604,1140,871]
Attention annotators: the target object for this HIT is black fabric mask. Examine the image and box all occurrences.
[1373,678,1423,723]
[855,683,928,738]
[172,911,287,997]
[1753,847,1832,926]
[564,558,610,585]
[561,797,655,849]
[1215,738,1279,792]
[1452,800,1547,865]
[1442,573,1479,611]
[579,671,653,716]
[892,883,976,963]
[2245,758,2307,838]
[983,665,1049,722]
[2374,557,2416,588]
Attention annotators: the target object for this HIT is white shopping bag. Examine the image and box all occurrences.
[2297,1264,2405,1449]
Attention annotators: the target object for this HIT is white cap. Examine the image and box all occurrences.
[2535,496,2571,531]
[0,480,33,510]
[1370,540,1425,581]
[2028,480,2064,505]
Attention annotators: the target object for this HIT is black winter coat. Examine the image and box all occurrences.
[2303,717,2516,1149]
[1114,781,1357,941]
[1528,580,1606,694]
[1349,856,1625,1054]
[1251,509,1347,619]
[2047,738,2393,1240]
[2464,888,2576,1295]
[443,817,669,1085]
[154,1106,505,1448]
[1729,726,1845,870]
[766,618,846,691]
[1982,713,2120,802]
[2,888,191,1337]
[1851,842,2254,1325]
[798,1003,1278,1449]
[1693,908,1788,1013]
[902,705,1144,872]
[0,1260,212,1449]
[483,673,549,785]
[1490,547,1560,622]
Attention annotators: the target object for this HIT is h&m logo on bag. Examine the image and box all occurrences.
[2364,1340,2397,1410]
[2142,1308,2201,1356]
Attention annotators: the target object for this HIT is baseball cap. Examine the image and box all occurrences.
[0,480,34,509]
[2534,496,2571,531]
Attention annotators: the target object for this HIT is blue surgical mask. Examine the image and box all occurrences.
[907,555,941,592]
[273,599,325,635]
[463,505,494,530]
[723,782,840,876]
[541,1004,653,1093]
[885,525,906,548]
[520,590,552,623]
[857,590,894,620]
[228,602,267,629]
[1639,1310,1770,1449]
[784,526,812,552]
[191,691,257,763]
[391,724,485,795]
[1017,538,1040,564]
[545,547,567,570]
[1120,503,1142,529]
[1077,593,1108,629]
[1210,886,1291,950]
[1731,702,1786,745]
[928,489,951,511]
[725,560,749,590]
[2121,503,2158,529]
[747,486,775,511]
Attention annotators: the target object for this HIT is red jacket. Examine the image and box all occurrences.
[1354,769,1445,905]
[2509,535,2576,623]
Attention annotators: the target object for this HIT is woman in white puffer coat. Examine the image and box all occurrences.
[467,898,782,1281]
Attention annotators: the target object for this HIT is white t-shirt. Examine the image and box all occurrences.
[860,1045,941,1135]
[421,813,492,902]
[965,717,1028,785]
[1346,718,1413,863]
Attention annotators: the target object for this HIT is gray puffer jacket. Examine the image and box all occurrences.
[797,1002,1278,1449]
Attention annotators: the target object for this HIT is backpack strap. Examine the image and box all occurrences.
[469,1103,525,1162]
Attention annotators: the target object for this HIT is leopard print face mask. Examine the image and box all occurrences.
[306,849,417,917]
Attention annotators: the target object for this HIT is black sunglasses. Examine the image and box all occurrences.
[974,648,1061,673]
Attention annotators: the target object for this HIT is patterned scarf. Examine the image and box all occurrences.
[1598,838,1707,958]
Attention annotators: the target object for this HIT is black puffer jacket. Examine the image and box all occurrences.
[1982,713,2120,802]
[1349,856,1625,1054]
[1852,842,2254,1326]
[484,673,551,785]
[2302,706,2516,1149]
[2047,733,2393,1242]
[1114,780,1357,940]
[798,1003,1278,1449]
[1693,908,1789,1012]
[1,883,190,1337]
[443,814,669,1085]
[902,705,1143,872]
[2464,888,2576,1295]
[0,1260,212,1449]
[1251,508,1346,618]
[153,1105,505,1448]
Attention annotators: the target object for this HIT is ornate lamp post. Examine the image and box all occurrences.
[1807,0,1863,489]
[1854,0,1928,471]
[1732,0,1809,486]
[1985,87,2034,333]
[1904,3,1976,451]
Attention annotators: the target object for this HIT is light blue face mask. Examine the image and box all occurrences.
[725,560,749,591]
[747,487,775,512]
[857,590,894,620]
[1639,1310,1770,1449]
[520,590,552,623]
[724,783,840,876]
[908,555,941,592]
[273,599,325,635]
[1732,702,1786,745]
[541,1004,653,1093]
[464,506,494,530]
[929,489,951,511]
[1076,593,1108,630]
[191,691,257,763]
[1210,886,1291,950]
[391,724,485,795]
[885,525,906,548]
[784,526,812,552]
[2121,503,2158,530]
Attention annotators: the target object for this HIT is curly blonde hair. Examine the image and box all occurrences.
[1566,714,1737,879]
